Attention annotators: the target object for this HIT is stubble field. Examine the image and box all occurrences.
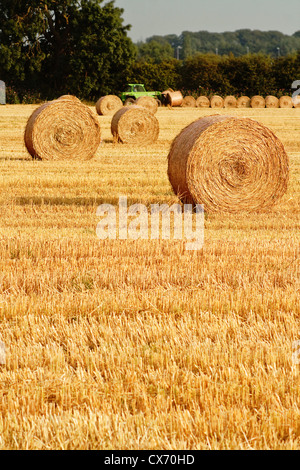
[0,104,299,449]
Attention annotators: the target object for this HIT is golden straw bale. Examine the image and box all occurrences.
[265,95,279,108]
[250,95,265,108]
[237,96,251,108]
[293,95,300,108]
[196,96,210,108]
[58,95,81,102]
[182,96,196,107]
[210,95,224,108]
[96,95,123,115]
[279,96,293,108]
[224,95,237,108]
[111,106,159,145]
[135,96,158,114]
[163,91,183,107]
[167,115,289,213]
[24,99,101,161]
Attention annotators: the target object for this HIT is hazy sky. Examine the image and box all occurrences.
[113,0,300,42]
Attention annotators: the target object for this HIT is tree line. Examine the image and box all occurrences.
[136,30,300,62]
[0,1,299,103]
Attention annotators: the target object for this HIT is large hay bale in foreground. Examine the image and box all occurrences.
[210,95,224,108]
[237,96,251,108]
[196,96,210,108]
[96,95,123,115]
[135,96,158,114]
[111,106,159,144]
[224,95,237,108]
[265,95,279,108]
[182,96,196,107]
[167,115,289,213]
[163,91,183,107]
[24,99,101,161]
[250,95,265,108]
[279,96,293,108]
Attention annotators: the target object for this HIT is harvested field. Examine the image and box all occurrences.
[0,104,299,450]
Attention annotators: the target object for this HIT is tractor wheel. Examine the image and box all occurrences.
[155,98,162,107]
[124,98,135,106]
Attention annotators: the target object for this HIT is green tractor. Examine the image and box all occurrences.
[120,84,165,106]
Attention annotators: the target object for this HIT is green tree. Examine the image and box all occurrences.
[0,0,135,101]
[136,40,174,63]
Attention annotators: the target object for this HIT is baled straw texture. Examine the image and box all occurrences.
[224,95,237,108]
[182,96,196,107]
[163,91,183,107]
[293,95,300,108]
[58,95,81,102]
[196,96,210,108]
[111,105,159,145]
[279,96,293,108]
[265,95,279,108]
[24,99,101,161]
[135,96,158,114]
[237,96,251,108]
[167,115,289,213]
[96,95,123,116]
[210,95,224,108]
[250,95,265,108]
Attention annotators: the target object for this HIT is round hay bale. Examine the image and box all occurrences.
[279,96,293,108]
[167,115,289,213]
[58,95,81,102]
[250,95,265,108]
[111,106,159,145]
[224,95,237,108]
[135,96,158,114]
[182,96,196,107]
[163,91,183,107]
[196,96,210,108]
[265,95,279,108]
[96,95,123,116]
[293,95,300,108]
[237,96,251,108]
[210,95,224,108]
[24,99,101,161]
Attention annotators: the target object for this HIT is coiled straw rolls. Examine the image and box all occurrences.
[111,106,159,144]
[167,115,289,213]
[24,98,101,161]
[96,95,123,115]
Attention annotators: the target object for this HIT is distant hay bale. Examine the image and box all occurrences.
[135,96,158,114]
[210,95,224,108]
[58,95,81,102]
[96,95,123,116]
[237,96,251,108]
[293,95,300,108]
[279,96,293,108]
[224,95,237,108]
[250,95,265,108]
[163,91,183,107]
[24,99,101,161]
[111,106,159,145]
[196,96,210,108]
[265,95,279,108]
[167,115,289,213]
[182,96,196,107]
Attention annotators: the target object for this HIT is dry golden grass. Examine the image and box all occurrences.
[0,104,299,450]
